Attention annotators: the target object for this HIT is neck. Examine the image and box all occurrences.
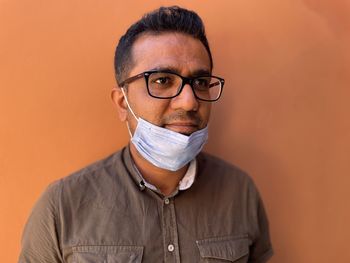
[129,143,188,196]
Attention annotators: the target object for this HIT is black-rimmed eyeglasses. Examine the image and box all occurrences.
[119,70,224,102]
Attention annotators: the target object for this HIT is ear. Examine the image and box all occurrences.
[111,87,128,122]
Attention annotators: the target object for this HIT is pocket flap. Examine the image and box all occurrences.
[196,235,250,261]
[72,245,143,263]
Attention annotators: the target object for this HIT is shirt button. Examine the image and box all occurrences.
[167,244,175,252]
[164,198,170,205]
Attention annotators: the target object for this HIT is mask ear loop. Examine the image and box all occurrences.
[121,88,139,121]
[125,121,133,138]
[121,87,139,138]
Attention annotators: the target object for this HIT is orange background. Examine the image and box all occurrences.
[1,0,349,262]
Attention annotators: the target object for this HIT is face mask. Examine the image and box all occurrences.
[121,88,208,171]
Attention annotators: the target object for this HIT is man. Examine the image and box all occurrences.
[19,6,273,263]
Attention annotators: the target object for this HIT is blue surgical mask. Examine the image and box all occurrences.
[121,88,208,171]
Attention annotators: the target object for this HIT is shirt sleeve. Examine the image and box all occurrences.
[18,181,63,263]
[247,179,274,263]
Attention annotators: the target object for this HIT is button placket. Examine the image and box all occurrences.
[169,200,180,262]
[161,196,181,262]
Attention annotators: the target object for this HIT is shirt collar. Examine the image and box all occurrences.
[134,158,197,192]
[123,144,197,193]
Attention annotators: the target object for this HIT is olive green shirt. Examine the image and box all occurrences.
[19,146,273,262]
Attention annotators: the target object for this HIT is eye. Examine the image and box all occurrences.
[149,72,177,89]
[154,77,171,85]
[193,77,210,90]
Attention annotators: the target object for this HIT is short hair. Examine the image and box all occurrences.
[114,6,213,85]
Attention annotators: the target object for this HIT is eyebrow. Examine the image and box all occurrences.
[149,66,211,77]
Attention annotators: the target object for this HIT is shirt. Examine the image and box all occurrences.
[19,146,273,263]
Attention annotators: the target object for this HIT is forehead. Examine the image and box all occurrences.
[129,32,211,76]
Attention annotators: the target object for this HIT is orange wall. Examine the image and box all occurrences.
[1,1,349,262]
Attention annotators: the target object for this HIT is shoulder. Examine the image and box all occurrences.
[38,149,126,210]
[197,152,255,187]
[52,149,129,195]
[61,149,123,186]
[195,152,262,205]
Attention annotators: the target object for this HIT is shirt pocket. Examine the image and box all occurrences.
[72,245,143,263]
[196,235,250,262]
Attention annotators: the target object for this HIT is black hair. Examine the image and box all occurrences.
[114,6,213,85]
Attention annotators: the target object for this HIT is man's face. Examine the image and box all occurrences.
[117,32,212,135]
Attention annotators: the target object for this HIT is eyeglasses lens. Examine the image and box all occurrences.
[147,72,221,101]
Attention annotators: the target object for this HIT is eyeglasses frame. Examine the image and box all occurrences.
[118,70,225,102]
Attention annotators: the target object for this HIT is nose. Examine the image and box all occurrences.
[171,83,199,111]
